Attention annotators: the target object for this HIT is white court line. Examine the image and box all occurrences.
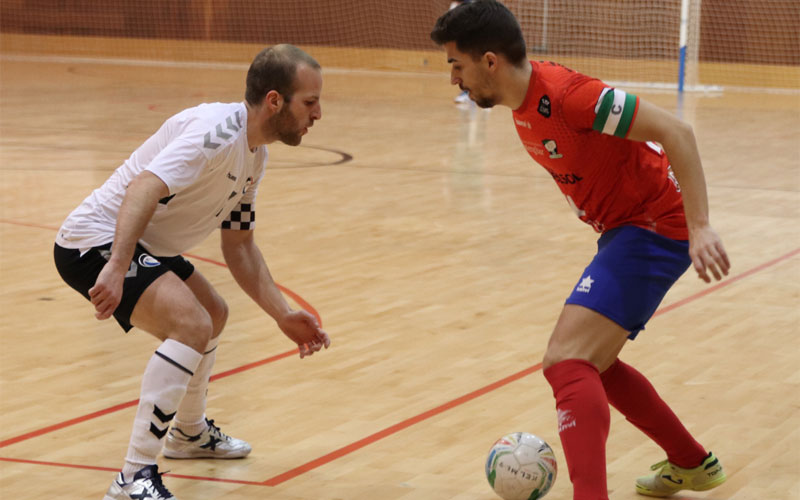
[3,53,798,95]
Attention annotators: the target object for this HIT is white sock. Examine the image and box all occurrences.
[121,339,202,479]
[173,336,219,436]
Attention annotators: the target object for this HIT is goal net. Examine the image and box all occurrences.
[1,0,797,91]
[513,0,798,91]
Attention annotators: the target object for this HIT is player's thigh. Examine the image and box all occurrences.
[565,226,691,339]
[545,226,692,371]
[130,271,212,352]
[183,270,228,338]
[543,304,630,372]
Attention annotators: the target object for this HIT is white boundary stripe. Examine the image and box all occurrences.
[0,54,446,79]
[1,53,248,71]
[3,54,797,94]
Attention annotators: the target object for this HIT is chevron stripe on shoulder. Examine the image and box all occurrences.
[203,111,243,150]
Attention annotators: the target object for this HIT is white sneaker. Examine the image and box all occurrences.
[103,464,175,500]
[163,418,251,459]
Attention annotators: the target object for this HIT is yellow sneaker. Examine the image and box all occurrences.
[635,452,726,497]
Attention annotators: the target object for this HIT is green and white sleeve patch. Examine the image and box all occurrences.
[592,88,638,138]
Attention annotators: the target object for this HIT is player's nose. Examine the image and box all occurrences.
[450,72,460,86]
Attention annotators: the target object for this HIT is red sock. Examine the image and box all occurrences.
[600,359,707,468]
[543,359,609,500]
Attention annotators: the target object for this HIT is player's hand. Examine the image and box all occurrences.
[88,260,127,320]
[688,224,730,283]
[277,309,331,358]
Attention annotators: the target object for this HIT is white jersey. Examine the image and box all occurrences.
[56,102,268,257]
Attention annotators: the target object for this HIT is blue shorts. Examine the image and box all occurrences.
[565,226,691,339]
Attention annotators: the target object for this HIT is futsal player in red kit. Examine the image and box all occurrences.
[431,1,730,498]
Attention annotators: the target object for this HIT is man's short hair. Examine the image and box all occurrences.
[431,0,527,67]
[245,44,321,106]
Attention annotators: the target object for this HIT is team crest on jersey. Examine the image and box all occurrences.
[542,139,563,159]
[538,95,551,117]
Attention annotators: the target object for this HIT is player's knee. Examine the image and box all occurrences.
[169,307,213,352]
[541,340,591,371]
[542,348,565,371]
[216,298,229,335]
[542,346,608,373]
[207,296,229,337]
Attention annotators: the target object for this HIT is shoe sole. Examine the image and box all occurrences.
[635,473,727,497]
[634,487,673,498]
[692,473,727,491]
[163,450,250,459]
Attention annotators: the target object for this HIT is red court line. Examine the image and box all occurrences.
[183,252,321,325]
[263,363,543,486]
[3,248,797,484]
[0,219,61,232]
[0,220,320,448]
[654,247,800,317]
[4,214,798,486]
[0,347,300,449]
[0,220,322,326]
[0,401,138,449]
[259,246,800,485]
[209,348,297,382]
[0,457,265,486]
[0,456,118,473]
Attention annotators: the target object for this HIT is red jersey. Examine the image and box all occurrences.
[513,61,687,239]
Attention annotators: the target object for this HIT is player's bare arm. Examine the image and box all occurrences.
[89,171,169,319]
[220,228,330,358]
[627,99,730,282]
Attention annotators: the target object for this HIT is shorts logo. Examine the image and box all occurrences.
[576,275,594,293]
[138,254,161,268]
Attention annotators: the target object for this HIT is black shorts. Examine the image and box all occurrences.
[53,242,195,332]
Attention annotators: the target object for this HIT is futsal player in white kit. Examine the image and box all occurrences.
[54,44,331,499]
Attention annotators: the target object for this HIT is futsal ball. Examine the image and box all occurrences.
[485,432,557,500]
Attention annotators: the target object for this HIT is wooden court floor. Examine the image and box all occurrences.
[1,55,799,499]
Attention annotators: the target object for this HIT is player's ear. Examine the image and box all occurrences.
[265,90,283,111]
[484,51,498,70]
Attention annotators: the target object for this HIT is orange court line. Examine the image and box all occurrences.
[0,220,316,449]
[1,217,797,486]
[263,363,544,486]
[0,457,266,486]
[260,247,800,485]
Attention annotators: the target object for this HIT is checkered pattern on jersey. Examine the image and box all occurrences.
[222,203,255,230]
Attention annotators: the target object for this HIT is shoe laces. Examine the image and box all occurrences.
[133,466,174,499]
[205,419,230,441]
[650,459,670,472]
[144,469,174,499]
